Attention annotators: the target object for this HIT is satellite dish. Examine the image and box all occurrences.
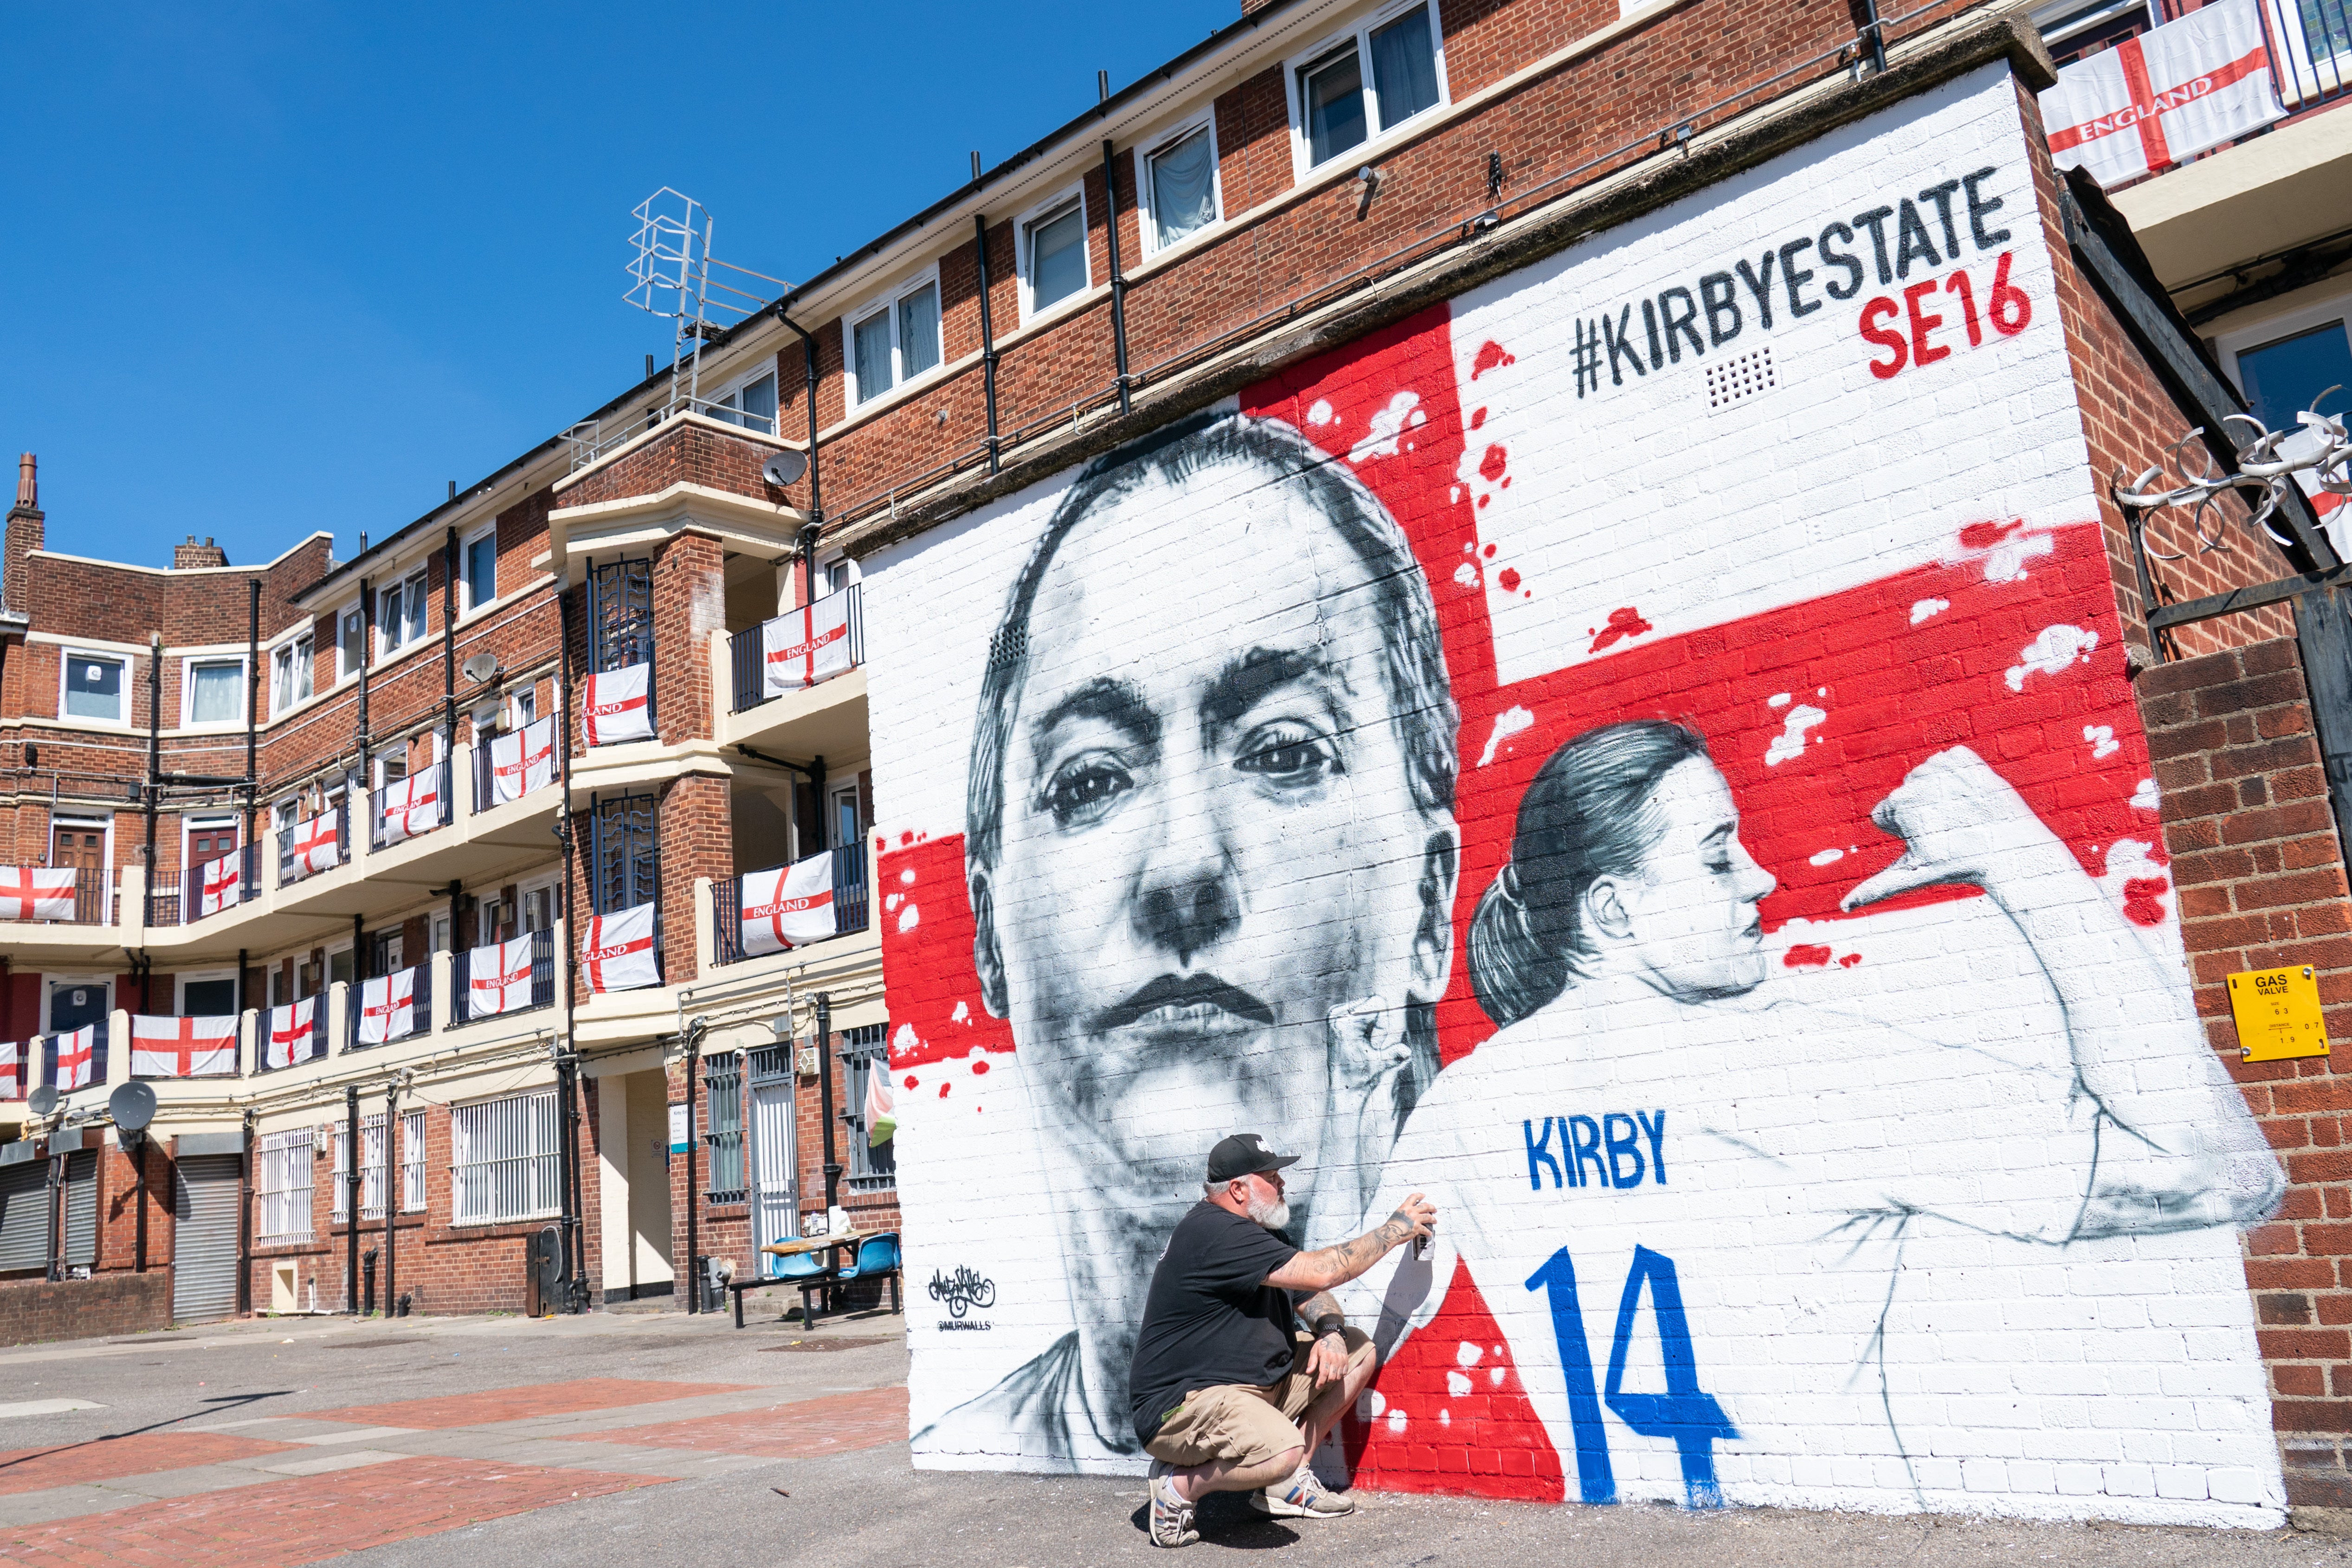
[109,1082,156,1135]
[762,450,808,489]
[26,1086,57,1117]
[462,652,502,684]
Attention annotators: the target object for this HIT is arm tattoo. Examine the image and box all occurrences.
[1297,1290,1344,1336]
[1297,1212,1417,1287]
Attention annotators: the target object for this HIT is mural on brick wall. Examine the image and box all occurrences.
[868,66,2288,1525]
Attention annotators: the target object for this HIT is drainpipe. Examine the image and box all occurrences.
[441,527,458,746]
[683,1016,706,1311]
[344,1083,361,1313]
[555,574,585,1307]
[244,578,259,856]
[383,1075,400,1317]
[132,1129,147,1273]
[356,576,372,792]
[236,948,247,1021]
[973,213,1002,474]
[1101,139,1132,415]
[142,632,160,949]
[1856,0,1887,73]
[562,1048,586,1311]
[817,992,840,1216]
[774,300,824,528]
[236,1110,254,1314]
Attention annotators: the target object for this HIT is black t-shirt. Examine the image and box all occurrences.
[1128,1200,1301,1446]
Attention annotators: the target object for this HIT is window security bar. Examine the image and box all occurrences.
[451,1090,562,1226]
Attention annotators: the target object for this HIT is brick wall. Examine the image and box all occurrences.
[0,1273,170,1346]
[2135,636,2352,1511]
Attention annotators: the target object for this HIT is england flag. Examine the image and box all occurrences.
[468,933,537,1017]
[761,594,855,697]
[378,774,441,844]
[197,852,243,917]
[266,999,319,1070]
[582,664,654,746]
[583,903,660,994]
[359,969,416,1045]
[740,852,836,957]
[132,1014,239,1078]
[290,809,341,877]
[51,1025,96,1092]
[490,717,557,803]
[2041,0,2284,186]
[0,867,76,922]
[0,1042,19,1100]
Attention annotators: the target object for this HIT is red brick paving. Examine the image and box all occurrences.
[0,1433,301,1497]
[0,1456,664,1566]
[302,1378,750,1430]
[572,1385,908,1458]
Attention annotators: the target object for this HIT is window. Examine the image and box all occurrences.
[841,1025,896,1190]
[333,1115,387,1222]
[704,1054,744,1200]
[432,914,452,955]
[62,652,128,723]
[1143,121,1221,253]
[461,528,497,613]
[378,570,429,656]
[271,635,313,715]
[451,1091,562,1225]
[257,1129,313,1244]
[589,793,658,915]
[510,688,537,728]
[708,370,780,434]
[846,274,943,406]
[269,965,286,1009]
[523,883,556,935]
[1021,194,1090,318]
[183,658,246,726]
[337,603,364,681]
[2236,318,2352,435]
[402,1108,426,1212]
[328,946,355,989]
[181,975,236,1016]
[1292,2,1446,172]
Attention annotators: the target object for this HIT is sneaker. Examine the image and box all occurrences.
[1251,1465,1356,1519]
[1148,1469,1199,1548]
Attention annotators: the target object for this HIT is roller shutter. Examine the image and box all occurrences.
[0,1162,50,1274]
[61,1152,96,1269]
[172,1155,242,1323]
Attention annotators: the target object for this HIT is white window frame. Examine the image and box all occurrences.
[270,632,314,716]
[335,600,365,684]
[377,568,431,659]
[333,1113,388,1223]
[519,869,562,936]
[2216,289,2352,423]
[58,647,131,727]
[842,264,947,407]
[402,1107,426,1213]
[1283,0,1451,182]
[704,365,782,434]
[326,940,356,993]
[176,966,238,1018]
[1136,112,1225,258]
[450,1090,563,1226]
[179,654,249,730]
[459,524,499,619]
[257,1129,314,1245]
[37,975,111,1036]
[1016,183,1092,324]
[509,687,538,729]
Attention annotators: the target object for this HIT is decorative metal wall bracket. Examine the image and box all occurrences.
[2112,391,2350,561]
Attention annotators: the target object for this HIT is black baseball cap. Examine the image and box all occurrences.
[1207,1133,1301,1184]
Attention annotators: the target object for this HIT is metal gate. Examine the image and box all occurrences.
[748,1045,797,1277]
[172,1155,242,1322]
[61,1152,96,1269]
[0,1161,50,1273]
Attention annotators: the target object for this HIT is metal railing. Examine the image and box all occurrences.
[276,804,350,889]
[712,843,872,965]
[450,929,557,1026]
[369,756,453,851]
[2262,0,2352,112]
[346,960,432,1050]
[21,868,113,925]
[162,845,260,928]
[729,584,864,714]
[472,718,560,814]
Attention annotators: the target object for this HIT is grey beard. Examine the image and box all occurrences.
[1247,1192,1292,1231]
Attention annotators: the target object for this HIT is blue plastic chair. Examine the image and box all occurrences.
[834,1232,903,1316]
[730,1240,837,1328]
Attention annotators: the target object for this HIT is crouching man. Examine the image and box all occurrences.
[1130,1133,1434,1548]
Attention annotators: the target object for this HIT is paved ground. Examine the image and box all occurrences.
[0,1305,2343,1566]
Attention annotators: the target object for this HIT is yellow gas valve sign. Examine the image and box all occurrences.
[2227,965,2330,1062]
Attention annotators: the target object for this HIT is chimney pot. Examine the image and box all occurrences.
[13,453,34,511]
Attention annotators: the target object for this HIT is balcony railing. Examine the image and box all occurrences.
[276,804,350,889]
[346,960,432,1050]
[155,845,260,929]
[370,755,452,852]
[450,929,557,1026]
[472,717,559,815]
[16,868,114,925]
[730,584,863,714]
[2268,0,2352,114]
[712,843,871,965]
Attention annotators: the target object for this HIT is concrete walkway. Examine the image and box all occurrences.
[0,1309,2337,1566]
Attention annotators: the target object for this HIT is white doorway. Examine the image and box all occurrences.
[750,1078,798,1276]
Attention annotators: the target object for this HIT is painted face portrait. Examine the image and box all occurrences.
[943,410,1459,1458]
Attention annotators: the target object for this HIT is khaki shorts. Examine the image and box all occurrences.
[1142,1328,1376,1470]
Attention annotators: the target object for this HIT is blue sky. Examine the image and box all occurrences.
[1,0,1233,570]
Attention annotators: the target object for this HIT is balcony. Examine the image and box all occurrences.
[277,801,352,889]
[2,866,117,927]
[710,843,873,965]
[729,584,863,715]
[450,929,557,1025]
[155,845,263,929]
[371,754,453,851]
[347,960,433,1050]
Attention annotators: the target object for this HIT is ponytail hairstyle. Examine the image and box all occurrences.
[1469,720,1712,1028]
